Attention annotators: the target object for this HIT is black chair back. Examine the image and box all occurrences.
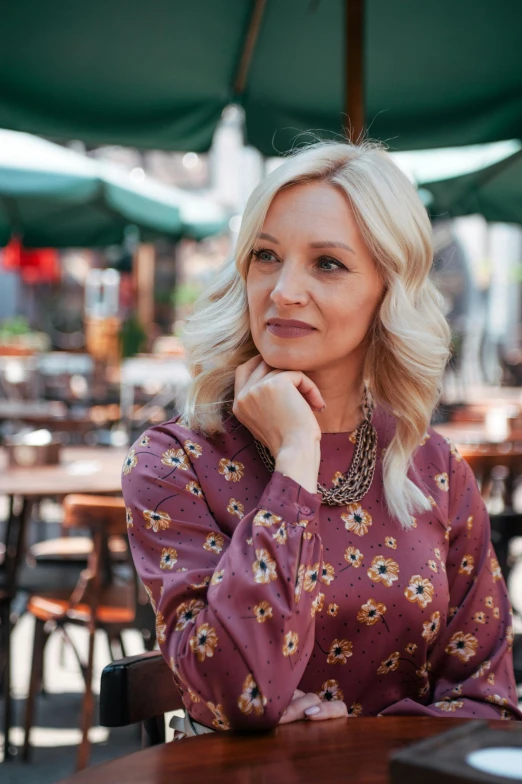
[100,651,183,746]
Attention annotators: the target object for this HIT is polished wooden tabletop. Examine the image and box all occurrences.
[57,716,509,784]
[0,445,127,497]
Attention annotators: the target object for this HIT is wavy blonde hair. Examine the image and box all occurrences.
[179,140,451,528]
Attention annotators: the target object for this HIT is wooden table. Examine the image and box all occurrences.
[0,444,127,602]
[0,445,127,498]
[57,717,509,784]
[0,445,128,758]
[0,444,127,590]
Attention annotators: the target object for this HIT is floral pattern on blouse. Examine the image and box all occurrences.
[121,406,521,731]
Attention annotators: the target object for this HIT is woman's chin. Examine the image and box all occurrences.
[260,345,315,371]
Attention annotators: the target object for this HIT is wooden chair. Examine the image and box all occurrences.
[22,494,138,771]
[26,519,158,653]
[100,651,183,746]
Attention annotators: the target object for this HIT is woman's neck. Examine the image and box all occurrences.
[311,376,366,434]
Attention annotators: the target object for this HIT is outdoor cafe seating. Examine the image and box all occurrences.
[22,495,138,771]
[1,393,522,767]
[1,379,522,772]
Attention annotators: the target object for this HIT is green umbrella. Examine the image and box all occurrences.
[419,149,522,225]
[1,1,521,154]
[0,130,228,247]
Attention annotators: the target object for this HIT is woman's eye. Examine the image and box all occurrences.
[252,248,277,263]
[252,249,346,272]
[318,257,345,271]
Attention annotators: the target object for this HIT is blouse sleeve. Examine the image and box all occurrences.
[381,447,521,720]
[121,422,324,731]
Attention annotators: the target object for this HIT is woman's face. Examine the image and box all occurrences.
[246,181,385,373]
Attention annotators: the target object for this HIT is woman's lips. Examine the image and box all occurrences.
[267,324,316,338]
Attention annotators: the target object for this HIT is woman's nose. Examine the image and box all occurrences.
[269,265,308,305]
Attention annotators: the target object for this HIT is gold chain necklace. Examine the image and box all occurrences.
[254,387,378,507]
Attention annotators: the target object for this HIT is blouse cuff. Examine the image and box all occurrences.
[258,470,322,533]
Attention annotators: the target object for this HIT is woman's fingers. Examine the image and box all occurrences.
[278,693,321,724]
[235,356,325,414]
[291,371,326,411]
[232,355,324,450]
[260,370,325,412]
[244,359,278,389]
[257,369,325,412]
[304,700,349,721]
[279,694,349,724]
[234,355,265,397]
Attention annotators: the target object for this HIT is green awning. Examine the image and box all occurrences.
[420,149,522,225]
[1,1,521,154]
[0,131,228,247]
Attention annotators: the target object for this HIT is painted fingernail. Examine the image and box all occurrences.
[305,706,320,716]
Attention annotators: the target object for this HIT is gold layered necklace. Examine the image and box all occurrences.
[254,386,378,507]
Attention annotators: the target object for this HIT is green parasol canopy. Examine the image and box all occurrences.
[1,1,521,154]
[419,149,522,225]
[0,130,228,247]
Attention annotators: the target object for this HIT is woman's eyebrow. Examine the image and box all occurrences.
[309,240,355,253]
[258,232,279,243]
[258,233,354,254]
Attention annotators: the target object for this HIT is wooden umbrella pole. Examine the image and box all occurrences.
[345,0,365,142]
[134,243,155,348]
[234,0,267,96]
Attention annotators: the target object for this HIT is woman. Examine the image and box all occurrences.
[122,141,521,733]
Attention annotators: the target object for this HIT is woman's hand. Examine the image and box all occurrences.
[233,354,325,460]
[279,690,348,724]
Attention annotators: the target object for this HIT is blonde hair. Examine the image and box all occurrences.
[180,140,451,528]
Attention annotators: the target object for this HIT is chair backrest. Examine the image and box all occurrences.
[100,651,184,745]
[62,494,127,536]
[61,493,136,619]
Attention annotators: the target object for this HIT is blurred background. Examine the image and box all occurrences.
[1,1,522,780]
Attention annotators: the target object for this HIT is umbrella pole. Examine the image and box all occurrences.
[234,0,267,96]
[133,243,155,349]
[345,0,365,142]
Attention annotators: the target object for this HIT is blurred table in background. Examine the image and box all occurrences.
[0,445,126,499]
[0,445,127,760]
[0,444,126,583]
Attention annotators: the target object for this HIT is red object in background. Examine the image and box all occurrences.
[2,237,61,284]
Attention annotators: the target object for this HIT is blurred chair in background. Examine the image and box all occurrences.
[22,494,138,771]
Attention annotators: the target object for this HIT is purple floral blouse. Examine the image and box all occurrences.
[121,405,521,731]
